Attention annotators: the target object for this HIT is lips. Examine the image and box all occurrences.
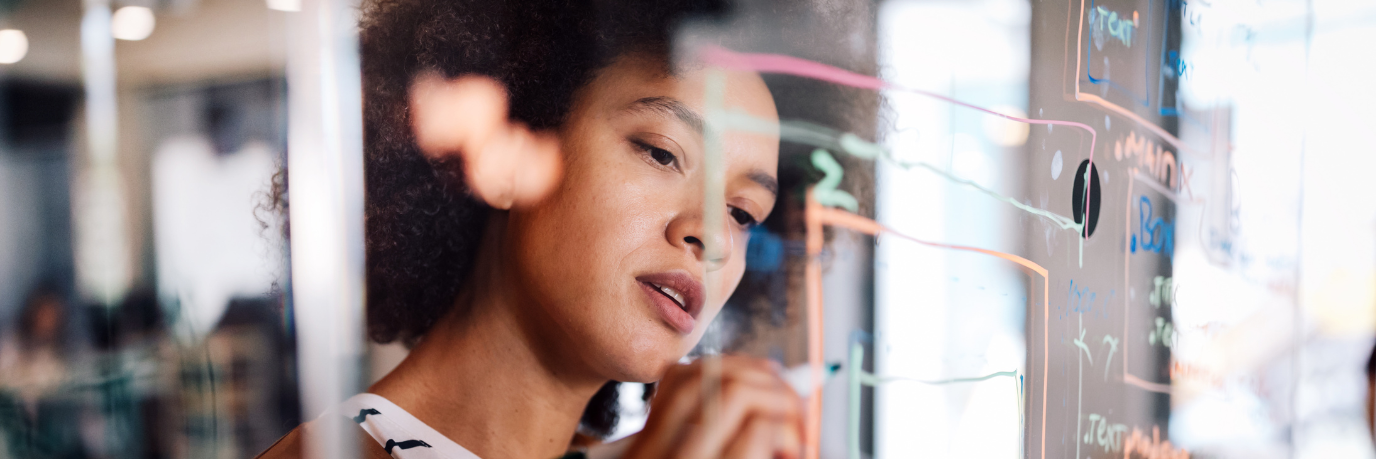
[636,271,705,334]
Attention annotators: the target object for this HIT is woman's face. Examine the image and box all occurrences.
[505,55,780,383]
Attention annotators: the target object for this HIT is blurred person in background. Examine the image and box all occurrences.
[258,0,809,458]
[0,283,90,458]
[0,285,68,406]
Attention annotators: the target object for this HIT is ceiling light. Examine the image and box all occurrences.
[0,30,27,64]
[111,6,155,41]
[266,0,300,12]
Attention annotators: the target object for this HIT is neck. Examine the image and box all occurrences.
[369,216,608,459]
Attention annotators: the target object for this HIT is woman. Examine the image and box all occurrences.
[259,0,807,458]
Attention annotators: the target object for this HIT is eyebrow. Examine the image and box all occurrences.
[626,97,704,135]
[748,170,779,197]
[626,97,777,197]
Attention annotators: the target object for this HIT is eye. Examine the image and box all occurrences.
[632,139,678,169]
[729,206,758,227]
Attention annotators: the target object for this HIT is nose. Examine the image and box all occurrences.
[667,210,734,272]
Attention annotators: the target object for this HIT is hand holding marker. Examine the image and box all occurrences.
[782,362,842,396]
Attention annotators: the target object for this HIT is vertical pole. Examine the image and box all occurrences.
[80,0,116,167]
[77,2,129,454]
[286,0,366,457]
[75,0,131,307]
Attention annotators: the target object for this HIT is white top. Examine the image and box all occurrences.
[335,393,482,459]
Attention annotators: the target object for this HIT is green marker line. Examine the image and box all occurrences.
[900,160,1082,231]
[701,70,727,426]
[1102,335,1120,381]
[718,110,1086,255]
[810,149,859,212]
[703,71,727,265]
[859,370,1021,386]
[1073,327,1093,365]
[848,341,1024,459]
[719,101,1059,459]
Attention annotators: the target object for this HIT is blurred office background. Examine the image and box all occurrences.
[0,0,1374,458]
[0,0,296,457]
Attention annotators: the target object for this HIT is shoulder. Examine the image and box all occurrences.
[254,422,307,459]
[255,419,391,459]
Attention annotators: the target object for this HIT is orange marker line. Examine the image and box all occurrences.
[805,192,1051,459]
[1124,374,1172,394]
[1070,0,1197,160]
[804,191,825,459]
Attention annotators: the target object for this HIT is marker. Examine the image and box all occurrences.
[782,362,842,396]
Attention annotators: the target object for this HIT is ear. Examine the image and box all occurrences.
[410,74,562,209]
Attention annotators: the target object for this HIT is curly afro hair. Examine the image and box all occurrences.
[350,0,876,441]
[358,0,727,347]
[356,0,730,440]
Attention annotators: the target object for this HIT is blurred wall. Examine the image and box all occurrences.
[0,0,289,307]
[0,79,80,327]
[0,152,70,323]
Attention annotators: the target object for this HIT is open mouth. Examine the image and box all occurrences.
[636,271,704,334]
[646,282,688,311]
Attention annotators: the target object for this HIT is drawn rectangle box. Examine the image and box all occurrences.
[1079,0,1155,107]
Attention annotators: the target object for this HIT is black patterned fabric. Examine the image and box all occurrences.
[334,393,480,459]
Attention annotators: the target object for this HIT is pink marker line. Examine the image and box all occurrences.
[712,45,1085,459]
[700,45,1100,232]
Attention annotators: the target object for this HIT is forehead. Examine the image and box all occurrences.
[579,55,781,169]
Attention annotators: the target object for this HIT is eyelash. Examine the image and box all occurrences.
[632,138,759,228]
[730,207,759,228]
[632,139,679,170]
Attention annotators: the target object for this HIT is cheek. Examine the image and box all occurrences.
[508,155,670,318]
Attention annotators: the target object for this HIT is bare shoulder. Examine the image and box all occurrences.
[255,422,306,459]
[255,419,390,459]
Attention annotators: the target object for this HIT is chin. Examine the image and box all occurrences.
[603,328,688,383]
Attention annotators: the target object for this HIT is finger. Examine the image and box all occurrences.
[631,357,796,459]
[774,413,803,459]
[630,375,705,459]
[679,381,801,459]
[664,356,787,393]
[409,74,506,158]
[652,357,796,443]
[623,420,705,459]
[718,355,784,375]
[510,130,562,206]
[720,417,776,459]
[716,356,789,391]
